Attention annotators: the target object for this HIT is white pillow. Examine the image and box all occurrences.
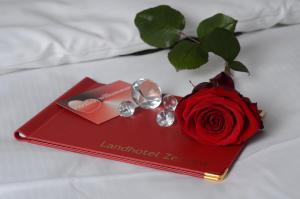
[0,0,299,74]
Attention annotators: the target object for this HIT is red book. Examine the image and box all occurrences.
[14,77,244,181]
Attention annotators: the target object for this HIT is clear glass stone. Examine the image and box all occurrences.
[156,109,175,127]
[163,94,178,111]
[131,78,162,109]
[118,101,135,117]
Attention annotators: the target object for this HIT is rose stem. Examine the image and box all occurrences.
[224,62,232,76]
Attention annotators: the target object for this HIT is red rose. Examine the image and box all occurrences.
[175,72,263,146]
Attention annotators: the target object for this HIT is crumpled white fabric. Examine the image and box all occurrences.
[0,23,300,198]
[1,0,300,74]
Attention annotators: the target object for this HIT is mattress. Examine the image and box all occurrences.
[0,21,300,198]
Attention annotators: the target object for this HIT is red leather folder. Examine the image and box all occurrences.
[14,77,244,181]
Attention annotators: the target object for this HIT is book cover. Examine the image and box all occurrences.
[14,77,244,181]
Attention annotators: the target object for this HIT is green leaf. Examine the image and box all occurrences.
[229,61,249,73]
[197,13,237,40]
[168,40,208,71]
[202,28,240,62]
[134,5,185,48]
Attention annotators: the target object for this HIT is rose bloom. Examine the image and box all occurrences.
[175,72,264,146]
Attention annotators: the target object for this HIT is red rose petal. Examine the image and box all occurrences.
[175,86,263,146]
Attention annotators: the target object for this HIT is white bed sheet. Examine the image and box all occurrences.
[0,24,300,198]
[2,0,300,75]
